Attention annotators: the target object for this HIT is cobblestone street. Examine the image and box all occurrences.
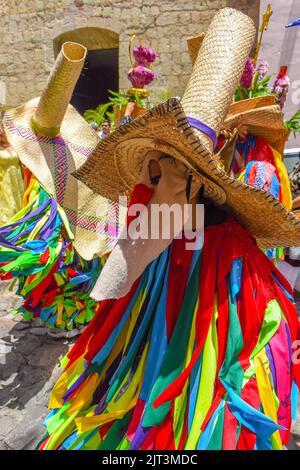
[0,281,75,450]
[0,280,299,450]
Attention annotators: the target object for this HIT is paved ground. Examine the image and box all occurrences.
[0,281,75,450]
[0,280,299,450]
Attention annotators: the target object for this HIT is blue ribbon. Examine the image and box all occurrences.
[286,18,300,28]
[187,117,217,147]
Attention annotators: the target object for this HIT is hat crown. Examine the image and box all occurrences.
[181,8,256,152]
[33,42,87,137]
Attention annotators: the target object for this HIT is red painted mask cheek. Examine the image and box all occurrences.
[126,183,155,228]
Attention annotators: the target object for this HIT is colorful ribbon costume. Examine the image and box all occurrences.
[230,134,292,262]
[0,42,124,332]
[37,7,300,450]
[0,171,108,330]
[37,182,300,450]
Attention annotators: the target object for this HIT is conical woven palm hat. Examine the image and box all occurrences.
[74,8,300,248]
[187,32,288,153]
[3,42,125,260]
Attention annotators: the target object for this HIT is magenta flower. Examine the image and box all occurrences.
[127,38,157,90]
[128,66,155,88]
[133,45,157,67]
[240,56,255,89]
[256,60,269,80]
[272,74,290,109]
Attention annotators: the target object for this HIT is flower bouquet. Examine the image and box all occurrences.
[113,36,157,126]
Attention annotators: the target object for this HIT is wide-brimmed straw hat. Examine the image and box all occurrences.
[3,42,125,260]
[74,8,300,248]
[187,33,289,153]
[223,96,288,153]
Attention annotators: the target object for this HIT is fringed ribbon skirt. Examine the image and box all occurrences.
[0,174,105,330]
[39,220,300,450]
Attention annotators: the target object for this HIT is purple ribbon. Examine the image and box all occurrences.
[62,369,89,402]
[39,198,58,239]
[187,117,217,147]
[0,199,50,235]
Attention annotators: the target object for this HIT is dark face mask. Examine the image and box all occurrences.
[91,151,201,301]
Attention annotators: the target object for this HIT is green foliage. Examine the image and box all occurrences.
[106,109,115,125]
[285,109,300,137]
[107,90,132,108]
[108,89,146,108]
[83,90,147,127]
[83,88,157,128]
[83,102,113,126]
[234,72,276,102]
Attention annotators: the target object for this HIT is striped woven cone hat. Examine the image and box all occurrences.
[187,33,289,153]
[74,8,300,248]
[3,42,125,260]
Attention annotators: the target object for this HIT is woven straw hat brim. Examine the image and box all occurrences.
[224,103,288,153]
[227,95,276,115]
[187,32,206,66]
[73,98,300,249]
[3,98,126,259]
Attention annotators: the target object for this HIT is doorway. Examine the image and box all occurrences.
[53,27,119,115]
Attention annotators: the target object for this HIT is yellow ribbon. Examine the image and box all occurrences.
[254,348,282,450]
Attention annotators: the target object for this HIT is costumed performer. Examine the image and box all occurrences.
[0,43,125,337]
[186,24,292,264]
[38,9,300,450]
[0,120,25,227]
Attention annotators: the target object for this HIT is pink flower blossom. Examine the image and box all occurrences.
[128,66,155,88]
[133,45,157,67]
[240,56,255,89]
[256,60,269,80]
[272,70,290,110]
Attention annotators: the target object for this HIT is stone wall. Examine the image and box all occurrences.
[0,0,260,107]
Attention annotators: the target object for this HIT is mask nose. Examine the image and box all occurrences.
[90,153,201,301]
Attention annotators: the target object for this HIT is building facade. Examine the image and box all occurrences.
[0,0,259,112]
